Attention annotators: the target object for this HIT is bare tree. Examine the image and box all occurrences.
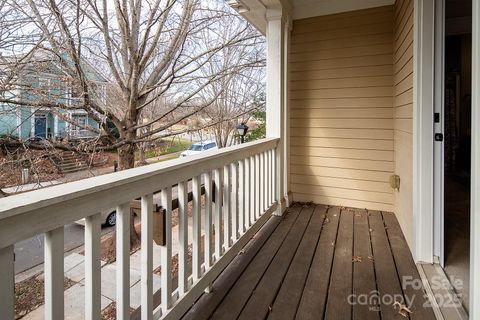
[0,0,264,170]
[197,12,266,147]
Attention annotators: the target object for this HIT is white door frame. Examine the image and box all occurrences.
[470,1,480,318]
[415,0,480,316]
[413,0,435,264]
[433,0,445,267]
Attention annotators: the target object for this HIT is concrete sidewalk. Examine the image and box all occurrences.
[22,215,201,319]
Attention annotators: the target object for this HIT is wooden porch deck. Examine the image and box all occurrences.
[183,204,436,320]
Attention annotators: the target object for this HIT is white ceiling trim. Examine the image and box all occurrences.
[229,0,268,35]
[292,0,395,20]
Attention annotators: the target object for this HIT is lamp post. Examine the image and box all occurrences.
[236,122,249,144]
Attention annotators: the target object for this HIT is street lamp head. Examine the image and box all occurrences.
[237,122,249,137]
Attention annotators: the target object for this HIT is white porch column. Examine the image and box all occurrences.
[470,0,480,317]
[54,115,59,138]
[266,6,290,215]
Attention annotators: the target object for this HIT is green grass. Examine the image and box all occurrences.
[155,153,181,163]
[162,137,192,154]
[137,137,192,160]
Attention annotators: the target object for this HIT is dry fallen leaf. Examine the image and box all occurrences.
[367,255,374,262]
[352,256,362,262]
[393,301,412,317]
[324,217,330,224]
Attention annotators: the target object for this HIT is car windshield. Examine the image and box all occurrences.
[189,144,203,151]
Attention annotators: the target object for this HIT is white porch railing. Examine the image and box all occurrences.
[0,137,279,320]
[67,129,98,139]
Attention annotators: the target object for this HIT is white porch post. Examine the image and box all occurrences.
[54,115,59,138]
[470,0,480,317]
[266,6,290,215]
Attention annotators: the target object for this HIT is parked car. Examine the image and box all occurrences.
[75,209,116,227]
[179,140,217,158]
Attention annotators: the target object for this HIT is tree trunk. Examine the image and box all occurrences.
[117,143,141,247]
[118,144,136,170]
[138,142,148,166]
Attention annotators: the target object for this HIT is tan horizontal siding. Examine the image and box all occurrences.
[393,0,414,248]
[291,118,394,129]
[290,65,393,81]
[291,146,394,161]
[291,165,392,182]
[291,128,394,140]
[291,174,391,192]
[290,96,392,108]
[289,5,395,211]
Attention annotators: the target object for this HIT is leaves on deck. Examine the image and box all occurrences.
[352,255,362,263]
[393,301,412,317]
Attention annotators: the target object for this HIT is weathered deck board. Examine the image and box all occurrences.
[210,205,301,319]
[353,208,380,320]
[268,205,327,320]
[324,207,354,320]
[382,211,437,320]
[237,205,314,320]
[184,204,436,320]
[368,210,405,319]
[296,205,341,319]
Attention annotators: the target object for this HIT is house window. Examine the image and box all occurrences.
[72,114,87,132]
[38,78,51,98]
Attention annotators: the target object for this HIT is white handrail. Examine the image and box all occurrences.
[0,138,278,247]
[0,137,279,320]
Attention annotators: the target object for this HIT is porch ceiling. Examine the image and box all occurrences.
[291,0,395,19]
[231,0,395,34]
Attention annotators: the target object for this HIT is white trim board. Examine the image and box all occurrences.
[291,0,395,20]
[470,1,480,318]
[413,0,435,264]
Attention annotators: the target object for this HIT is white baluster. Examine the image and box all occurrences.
[116,202,130,320]
[231,162,238,242]
[244,157,251,229]
[45,227,64,320]
[85,214,101,320]
[250,155,256,223]
[238,159,245,235]
[263,151,268,211]
[223,165,231,249]
[255,153,261,219]
[203,172,213,270]
[160,187,172,311]
[259,152,264,214]
[267,150,271,206]
[214,168,223,260]
[141,195,153,320]
[192,176,201,281]
[178,181,188,294]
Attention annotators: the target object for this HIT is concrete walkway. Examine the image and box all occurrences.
[22,214,202,319]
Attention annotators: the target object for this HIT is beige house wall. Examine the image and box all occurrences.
[289,6,396,212]
[393,0,414,248]
[288,1,415,247]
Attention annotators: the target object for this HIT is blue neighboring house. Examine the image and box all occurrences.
[0,52,108,140]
